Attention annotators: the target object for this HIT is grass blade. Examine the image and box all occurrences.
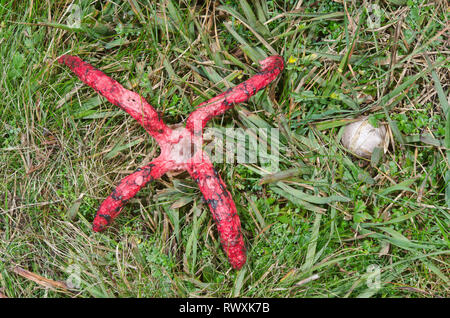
[301,212,322,273]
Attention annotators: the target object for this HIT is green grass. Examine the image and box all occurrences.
[0,0,448,298]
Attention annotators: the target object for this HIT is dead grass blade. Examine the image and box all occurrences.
[12,266,69,292]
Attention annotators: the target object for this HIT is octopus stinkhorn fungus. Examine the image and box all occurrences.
[58,54,284,269]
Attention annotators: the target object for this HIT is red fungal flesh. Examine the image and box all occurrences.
[58,55,172,144]
[58,54,284,269]
[186,56,284,134]
[187,153,246,269]
[92,158,170,232]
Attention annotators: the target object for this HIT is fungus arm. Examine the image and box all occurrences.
[58,55,171,143]
[93,158,171,232]
[186,55,284,134]
[187,154,246,269]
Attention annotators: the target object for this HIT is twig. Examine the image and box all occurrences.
[295,274,320,286]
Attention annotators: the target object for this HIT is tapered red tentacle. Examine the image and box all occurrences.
[187,153,246,269]
[93,158,172,232]
[58,55,172,144]
[186,55,284,134]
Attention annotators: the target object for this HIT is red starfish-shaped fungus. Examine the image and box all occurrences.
[58,54,284,269]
